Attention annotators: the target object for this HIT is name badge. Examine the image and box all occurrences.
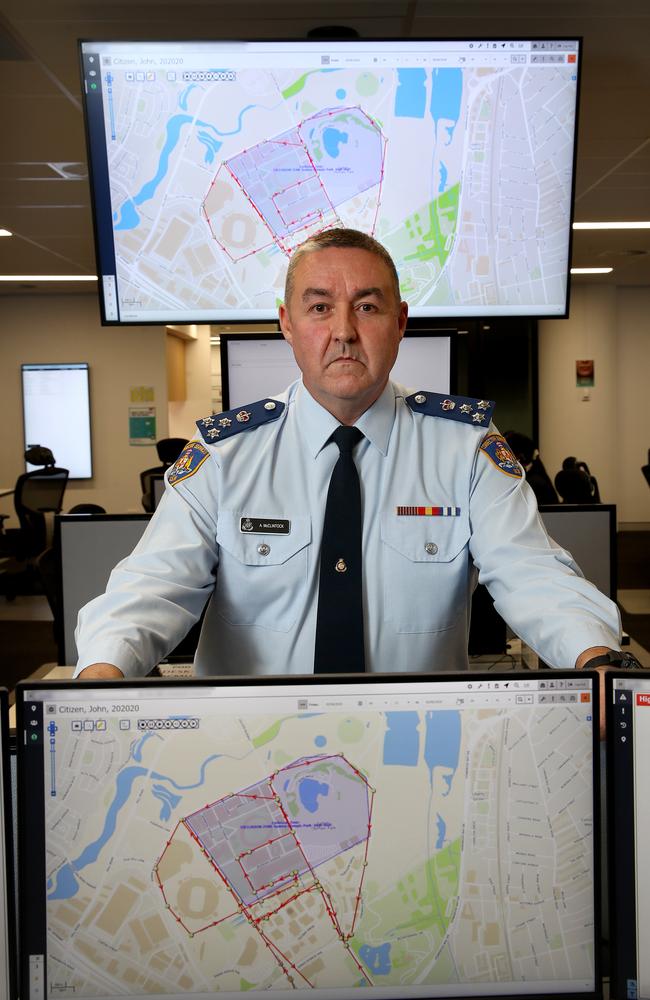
[240,517,291,534]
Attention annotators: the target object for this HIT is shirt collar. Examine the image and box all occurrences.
[296,380,397,458]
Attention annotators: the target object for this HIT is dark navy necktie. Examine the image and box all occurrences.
[314,426,365,674]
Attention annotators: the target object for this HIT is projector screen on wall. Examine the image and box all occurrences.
[22,363,93,479]
[80,37,581,325]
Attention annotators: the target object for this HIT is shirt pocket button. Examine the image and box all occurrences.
[424,542,438,555]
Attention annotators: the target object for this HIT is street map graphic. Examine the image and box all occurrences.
[43,703,595,995]
[100,58,578,318]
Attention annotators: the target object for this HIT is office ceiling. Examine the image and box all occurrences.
[0,0,649,299]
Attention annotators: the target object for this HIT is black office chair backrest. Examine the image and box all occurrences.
[141,438,188,512]
[15,467,69,557]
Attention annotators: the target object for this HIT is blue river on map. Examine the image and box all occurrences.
[394,67,462,140]
[439,161,448,193]
[48,751,223,901]
[359,942,392,976]
[436,812,447,849]
[395,68,427,118]
[383,710,461,793]
[114,104,256,231]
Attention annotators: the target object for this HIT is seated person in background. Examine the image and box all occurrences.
[75,228,625,682]
[555,456,600,504]
[503,431,558,504]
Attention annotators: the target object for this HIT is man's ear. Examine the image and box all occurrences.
[278,303,293,345]
[397,300,408,341]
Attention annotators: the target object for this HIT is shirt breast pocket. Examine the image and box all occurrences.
[380,513,471,633]
[215,512,312,631]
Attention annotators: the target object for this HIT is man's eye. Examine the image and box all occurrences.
[311,303,329,313]
[358,302,377,312]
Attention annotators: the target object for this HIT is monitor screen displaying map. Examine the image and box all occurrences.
[18,672,599,1000]
[80,38,581,325]
[220,330,454,409]
[607,672,650,1000]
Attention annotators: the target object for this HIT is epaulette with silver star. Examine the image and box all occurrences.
[196,398,285,444]
[406,391,495,427]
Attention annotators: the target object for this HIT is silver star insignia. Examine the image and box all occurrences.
[459,403,472,414]
[207,428,220,439]
[202,416,214,426]
[477,400,490,410]
[472,412,486,423]
[218,417,232,428]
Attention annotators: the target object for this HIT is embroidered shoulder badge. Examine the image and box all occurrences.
[480,434,522,478]
[196,398,285,445]
[168,441,210,486]
[406,391,495,427]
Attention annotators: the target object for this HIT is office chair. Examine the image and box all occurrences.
[140,437,188,512]
[554,457,600,504]
[643,449,650,489]
[0,447,69,597]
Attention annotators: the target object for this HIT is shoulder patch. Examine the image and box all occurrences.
[168,441,210,486]
[480,434,523,478]
[406,391,495,427]
[196,398,285,445]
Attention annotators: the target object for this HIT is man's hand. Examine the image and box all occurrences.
[77,663,125,680]
[575,646,615,740]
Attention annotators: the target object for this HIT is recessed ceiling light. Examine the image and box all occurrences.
[573,221,650,230]
[0,229,12,237]
[0,274,98,281]
[570,267,613,274]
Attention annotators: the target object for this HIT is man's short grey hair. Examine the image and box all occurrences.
[284,228,401,307]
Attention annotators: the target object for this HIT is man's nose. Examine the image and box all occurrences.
[332,305,358,342]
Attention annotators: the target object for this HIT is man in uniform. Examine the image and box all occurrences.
[76,229,624,681]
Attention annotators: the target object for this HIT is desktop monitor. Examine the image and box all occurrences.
[607,671,650,1000]
[79,38,581,325]
[17,671,600,1000]
[0,689,17,1000]
[220,330,455,410]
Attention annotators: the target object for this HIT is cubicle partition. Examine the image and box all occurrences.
[57,514,150,665]
[539,504,617,599]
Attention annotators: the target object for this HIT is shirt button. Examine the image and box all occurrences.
[414,393,427,404]
[424,542,438,555]
[257,543,271,556]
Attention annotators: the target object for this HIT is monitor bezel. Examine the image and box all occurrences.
[0,688,17,1000]
[17,671,602,1000]
[605,669,649,1000]
[79,36,582,328]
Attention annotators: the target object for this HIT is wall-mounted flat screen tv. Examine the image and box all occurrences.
[80,38,581,325]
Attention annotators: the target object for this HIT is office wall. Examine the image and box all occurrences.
[0,294,168,519]
[167,325,212,440]
[539,285,650,526]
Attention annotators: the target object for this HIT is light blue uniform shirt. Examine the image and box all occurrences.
[75,380,620,676]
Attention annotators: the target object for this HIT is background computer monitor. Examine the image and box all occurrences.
[22,363,93,479]
[607,672,650,1000]
[18,672,599,1000]
[220,330,455,409]
[79,38,581,325]
[538,504,617,598]
[0,689,17,1000]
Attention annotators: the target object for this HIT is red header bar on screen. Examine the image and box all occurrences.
[636,693,650,707]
